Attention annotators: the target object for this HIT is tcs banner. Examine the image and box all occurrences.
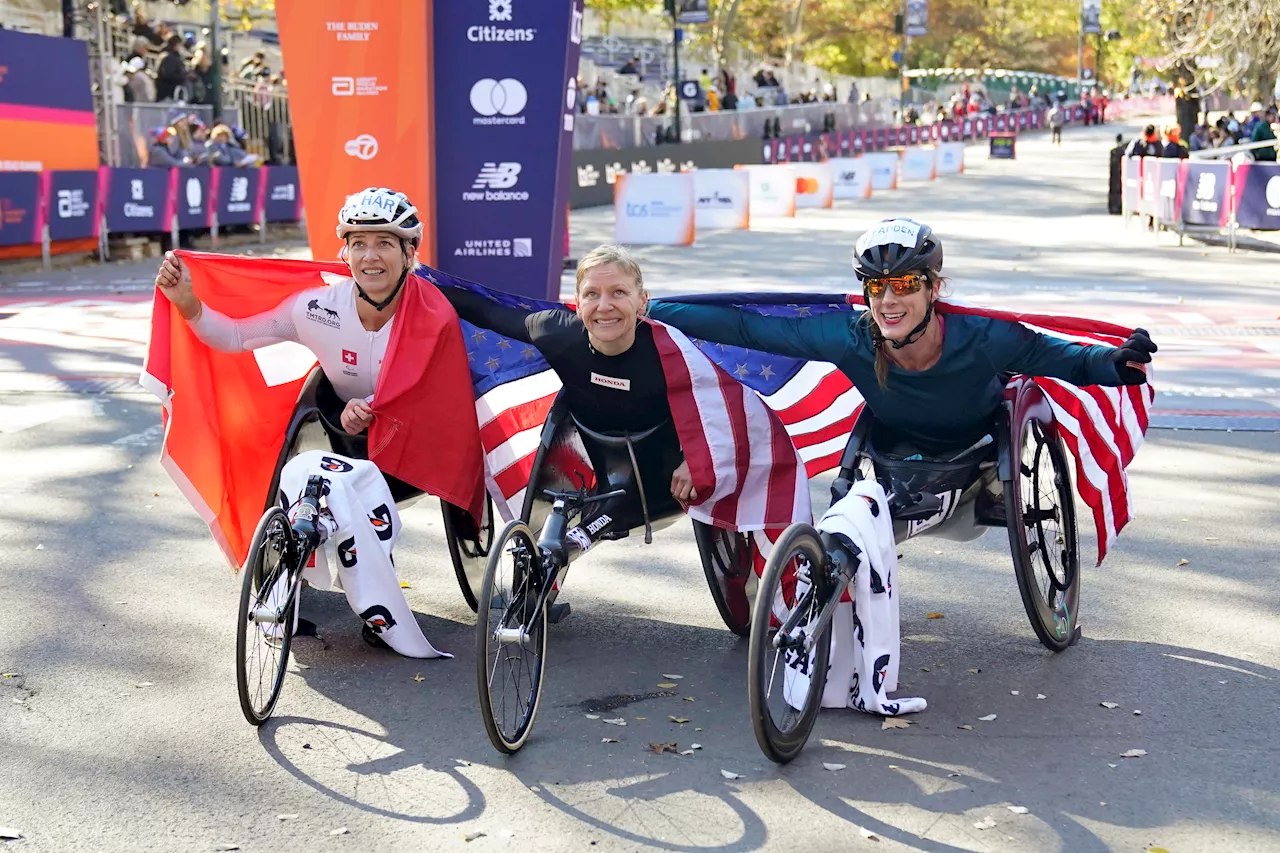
[276,0,435,263]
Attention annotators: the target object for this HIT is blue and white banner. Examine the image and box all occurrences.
[42,169,99,242]
[433,0,585,300]
[105,167,169,234]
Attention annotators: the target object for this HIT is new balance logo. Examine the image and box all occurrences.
[472,162,521,189]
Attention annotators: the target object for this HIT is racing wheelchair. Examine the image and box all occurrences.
[234,366,495,725]
[749,378,1080,762]
[475,392,758,753]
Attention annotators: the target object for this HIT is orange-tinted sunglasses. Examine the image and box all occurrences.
[863,274,926,298]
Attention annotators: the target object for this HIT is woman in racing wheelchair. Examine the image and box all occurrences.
[153,187,493,655]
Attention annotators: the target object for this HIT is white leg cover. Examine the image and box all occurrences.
[280,450,451,659]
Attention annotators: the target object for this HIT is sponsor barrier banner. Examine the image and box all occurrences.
[613,172,694,245]
[214,167,263,227]
[793,160,835,208]
[0,30,99,172]
[276,0,435,264]
[863,152,899,190]
[0,171,41,247]
[745,164,797,223]
[433,0,585,298]
[572,138,762,208]
[1140,156,1157,218]
[1154,158,1184,226]
[263,166,303,222]
[830,157,871,200]
[174,167,213,230]
[1180,161,1230,227]
[105,167,169,234]
[693,169,750,230]
[41,170,99,242]
[935,142,965,175]
[900,147,936,182]
[1233,162,1280,231]
[1122,157,1142,214]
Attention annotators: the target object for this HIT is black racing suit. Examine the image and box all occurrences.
[443,288,684,547]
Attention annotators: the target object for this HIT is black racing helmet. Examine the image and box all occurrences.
[852,218,944,282]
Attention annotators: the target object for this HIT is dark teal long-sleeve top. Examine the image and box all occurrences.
[646,302,1122,455]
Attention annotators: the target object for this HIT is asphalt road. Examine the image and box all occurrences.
[1,115,1278,853]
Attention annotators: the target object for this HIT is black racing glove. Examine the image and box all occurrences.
[1110,328,1157,385]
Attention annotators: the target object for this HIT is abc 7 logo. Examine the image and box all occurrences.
[344,134,379,160]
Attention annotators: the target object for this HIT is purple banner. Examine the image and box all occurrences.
[213,167,262,226]
[41,170,99,241]
[1180,162,1230,227]
[1122,157,1142,214]
[263,166,303,222]
[0,30,93,114]
[1234,163,1280,231]
[1154,159,1183,225]
[433,0,584,300]
[788,137,803,161]
[874,128,887,150]
[175,167,213,230]
[852,131,865,154]
[105,168,168,233]
[0,171,40,246]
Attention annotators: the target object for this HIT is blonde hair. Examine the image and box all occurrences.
[575,244,646,298]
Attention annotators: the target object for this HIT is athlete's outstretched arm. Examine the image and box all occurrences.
[647,300,854,363]
[438,285,536,345]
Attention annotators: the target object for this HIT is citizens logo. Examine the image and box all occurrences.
[463,163,529,202]
[489,0,513,20]
[453,237,533,257]
[470,78,527,125]
[123,178,154,218]
[470,0,533,42]
[332,76,388,97]
[344,134,379,160]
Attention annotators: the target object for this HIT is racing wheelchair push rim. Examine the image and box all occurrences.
[693,521,757,637]
[443,493,495,613]
[236,506,300,726]
[748,523,833,764]
[475,520,549,753]
[1006,414,1081,652]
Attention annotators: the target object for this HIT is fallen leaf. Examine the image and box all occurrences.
[669,716,690,724]
[412,673,424,683]
[400,581,412,589]
[1011,690,1020,696]
[662,674,684,679]
[920,666,931,672]
[1147,848,1171,853]
[695,727,703,732]
[152,492,159,497]
[135,682,154,688]
[656,682,678,689]
[859,827,880,841]
[957,725,973,730]
[601,737,619,743]
[690,743,702,749]
[12,698,25,705]
[499,831,516,838]
[329,827,349,836]
[648,741,678,754]
[1134,710,1142,716]
[1177,559,1189,566]
[115,601,127,605]
[947,773,961,778]
[1,673,17,678]
[882,717,911,730]
[967,668,981,674]
[1100,702,1119,709]
[1204,537,1219,541]
[683,696,696,702]
[635,717,646,721]
[974,816,997,830]
[277,814,299,821]
[1108,763,1118,768]
[0,828,23,840]
[1120,749,1147,758]
[1100,801,1108,806]
[720,769,742,779]
[680,749,695,755]
[978,714,997,721]
[584,714,600,719]
[1007,806,1029,814]
[1036,694,1047,700]
[214,846,240,852]
[823,762,847,771]
[294,662,310,670]
[35,544,44,551]
[455,759,472,766]
[602,718,626,726]
[302,743,312,749]
[925,612,945,619]
[888,765,900,769]
[462,831,486,842]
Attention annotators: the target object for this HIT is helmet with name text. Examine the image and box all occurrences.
[852,218,943,282]
[336,187,423,247]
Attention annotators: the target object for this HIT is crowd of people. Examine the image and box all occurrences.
[1123,102,1278,161]
[146,114,260,168]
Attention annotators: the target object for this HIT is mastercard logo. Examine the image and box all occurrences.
[795,177,821,194]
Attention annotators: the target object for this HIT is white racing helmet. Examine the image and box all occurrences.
[335,187,423,247]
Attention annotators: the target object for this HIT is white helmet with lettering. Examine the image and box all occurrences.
[335,186,423,247]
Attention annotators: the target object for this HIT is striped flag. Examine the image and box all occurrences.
[426,271,811,533]
[660,292,1153,565]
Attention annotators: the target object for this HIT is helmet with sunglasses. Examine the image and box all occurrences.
[852,218,943,282]
[336,187,423,247]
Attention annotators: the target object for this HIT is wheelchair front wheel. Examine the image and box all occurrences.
[693,521,756,637]
[748,523,832,764]
[236,506,299,726]
[443,493,495,612]
[1006,417,1080,652]
[476,520,548,754]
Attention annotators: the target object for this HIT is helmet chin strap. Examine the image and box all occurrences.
[887,301,935,350]
[353,246,411,312]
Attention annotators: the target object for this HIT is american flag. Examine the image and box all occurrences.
[423,270,811,533]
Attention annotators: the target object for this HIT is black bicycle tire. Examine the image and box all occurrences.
[236,506,296,726]
[475,520,548,754]
[747,522,832,764]
[693,520,755,637]
[443,493,495,613]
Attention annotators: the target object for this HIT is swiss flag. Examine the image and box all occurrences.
[342,349,357,365]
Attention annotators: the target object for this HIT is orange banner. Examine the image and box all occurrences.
[275,0,436,264]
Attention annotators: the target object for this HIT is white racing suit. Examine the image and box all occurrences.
[781,479,926,716]
[281,450,450,659]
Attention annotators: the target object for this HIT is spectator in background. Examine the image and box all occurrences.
[619,55,640,76]
[720,85,737,111]
[1098,91,1109,123]
[1047,102,1064,144]
[126,35,153,64]
[716,68,733,97]
[188,44,216,106]
[1242,102,1263,138]
[1189,123,1210,151]
[1253,105,1278,161]
[132,8,162,49]
[239,50,269,81]
[207,124,258,167]
[848,81,859,104]
[699,68,714,94]
[186,118,210,164]
[1126,124,1161,157]
[1162,126,1188,158]
[155,34,188,102]
[124,56,155,103]
[147,127,185,167]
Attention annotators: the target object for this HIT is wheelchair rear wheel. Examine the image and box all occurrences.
[476,520,548,753]
[443,493,495,612]
[236,507,299,726]
[748,523,832,764]
[693,521,756,637]
[1007,417,1080,652]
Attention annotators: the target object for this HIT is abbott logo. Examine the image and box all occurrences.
[344,134,378,160]
[470,78,527,125]
[332,76,387,97]
[1195,172,1216,201]
[56,189,88,219]
[463,163,529,202]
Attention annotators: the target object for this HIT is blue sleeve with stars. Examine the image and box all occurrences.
[439,284,536,345]
[647,300,856,365]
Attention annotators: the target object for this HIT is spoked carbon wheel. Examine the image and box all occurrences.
[748,523,832,764]
[476,520,548,754]
[1007,417,1080,652]
[443,493,495,613]
[693,521,757,637]
[236,507,300,726]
